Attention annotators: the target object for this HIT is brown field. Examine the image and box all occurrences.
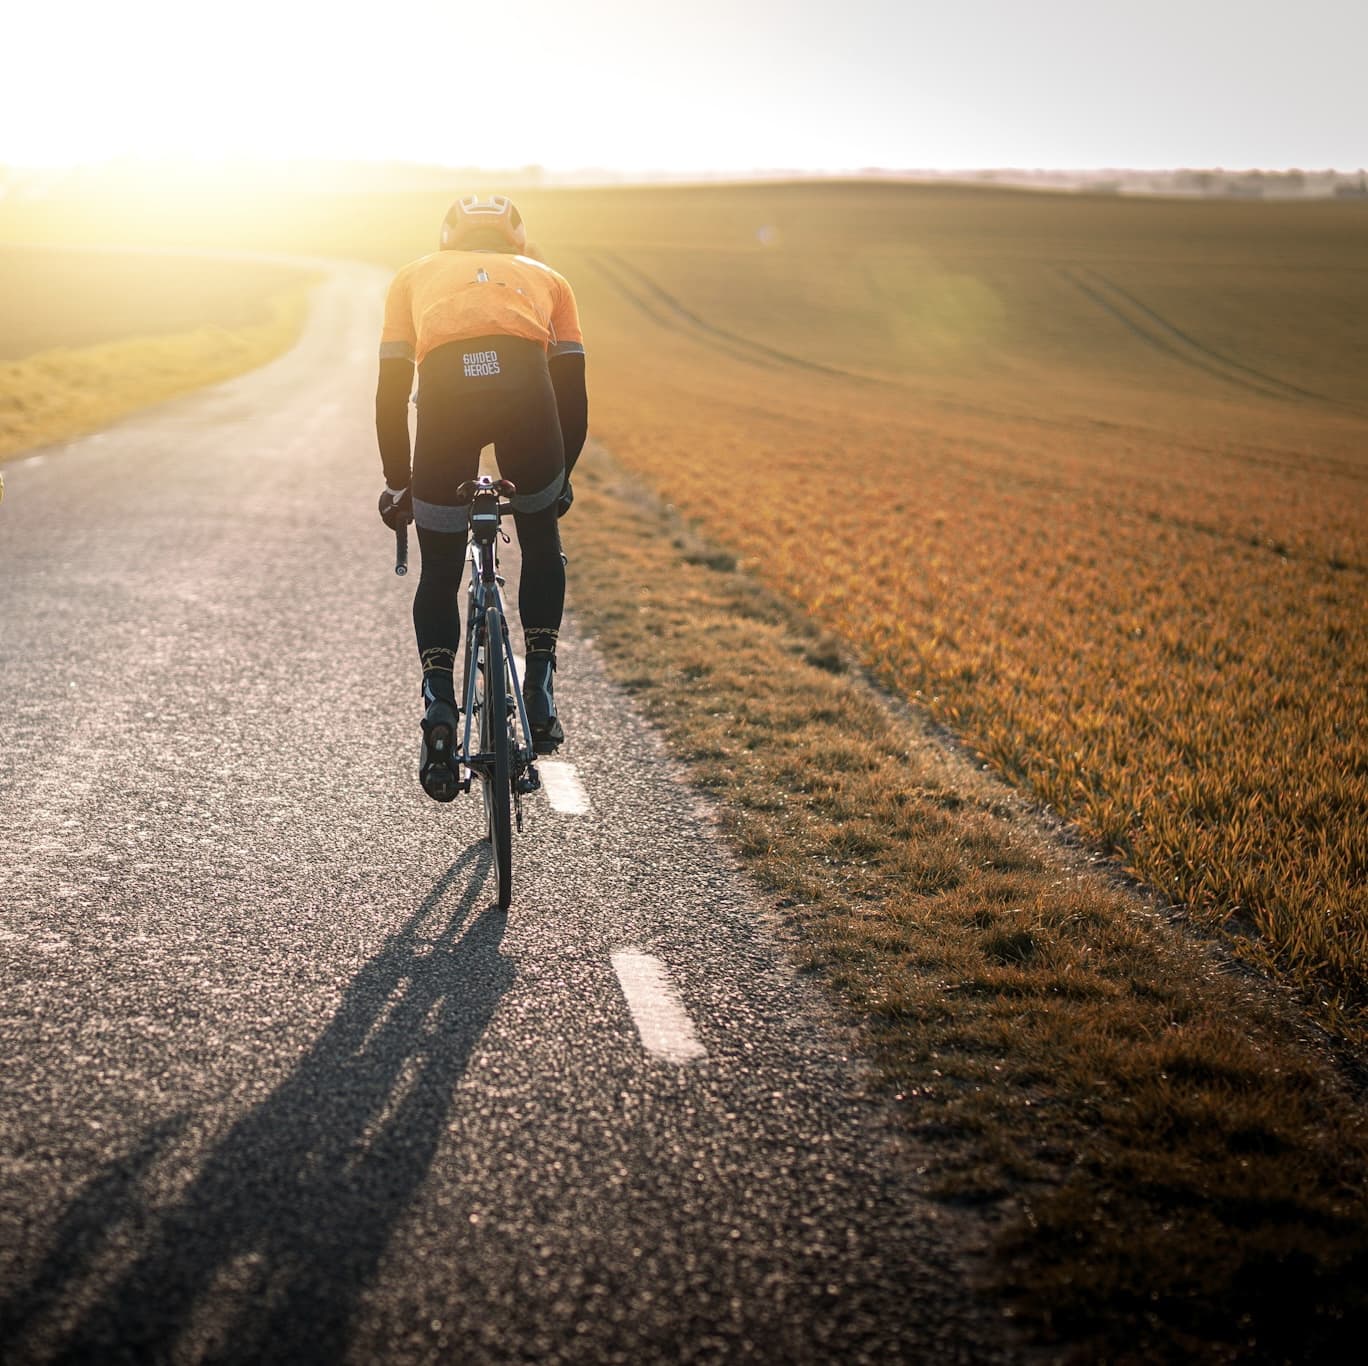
[566,438,1368,1360]
[524,183,1368,1039]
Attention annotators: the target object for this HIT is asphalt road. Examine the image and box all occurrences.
[0,263,1010,1364]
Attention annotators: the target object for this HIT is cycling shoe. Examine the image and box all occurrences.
[522,654,564,754]
[419,699,461,802]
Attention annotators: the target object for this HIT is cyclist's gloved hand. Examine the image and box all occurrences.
[556,478,573,519]
[379,485,412,529]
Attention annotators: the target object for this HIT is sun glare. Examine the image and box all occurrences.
[8,3,380,168]
[3,1,1365,173]
[4,0,922,175]
[3,1,737,174]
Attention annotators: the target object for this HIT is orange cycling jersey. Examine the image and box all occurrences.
[380,250,584,367]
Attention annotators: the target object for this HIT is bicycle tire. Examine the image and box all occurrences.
[481,604,513,908]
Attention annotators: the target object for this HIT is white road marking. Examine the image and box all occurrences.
[538,759,590,814]
[22,455,45,468]
[611,951,707,1064]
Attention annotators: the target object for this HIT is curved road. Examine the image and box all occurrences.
[0,263,1008,1364]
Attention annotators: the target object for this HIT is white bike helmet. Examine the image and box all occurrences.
[440,194,528,253]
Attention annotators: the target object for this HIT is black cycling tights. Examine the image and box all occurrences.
[414,506,564,697]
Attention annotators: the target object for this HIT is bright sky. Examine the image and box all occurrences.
[4,0,1364,171]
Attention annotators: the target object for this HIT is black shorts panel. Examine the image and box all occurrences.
[412,336,565,510]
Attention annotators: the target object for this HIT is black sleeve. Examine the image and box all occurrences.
[548,353,587,479]
[375,357,415,489]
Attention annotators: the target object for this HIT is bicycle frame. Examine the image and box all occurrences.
[456,488,539,807]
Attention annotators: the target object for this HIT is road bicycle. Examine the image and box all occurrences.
[394,476,541,909]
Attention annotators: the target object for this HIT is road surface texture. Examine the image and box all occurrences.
[0,263,1013,1364]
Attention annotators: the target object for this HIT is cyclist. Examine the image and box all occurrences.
[376,194,587,801]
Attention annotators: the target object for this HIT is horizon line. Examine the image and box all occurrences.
[1,157,1366,179]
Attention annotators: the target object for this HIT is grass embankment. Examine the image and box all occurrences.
[567,441,1368,1362]
[0,247,314,460]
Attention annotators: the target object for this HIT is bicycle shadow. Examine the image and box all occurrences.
[2,846,512,1365]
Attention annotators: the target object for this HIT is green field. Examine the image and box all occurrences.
[0,245,306,360]
[0,242,312,460]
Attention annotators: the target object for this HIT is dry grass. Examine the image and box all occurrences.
[503,182,1368,1042]
[565,443,1368,1361]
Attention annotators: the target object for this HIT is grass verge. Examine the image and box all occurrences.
[0,281,314,462]
[566,442,1368,1362]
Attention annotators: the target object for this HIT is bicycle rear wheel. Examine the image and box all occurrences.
[480,604,513,908]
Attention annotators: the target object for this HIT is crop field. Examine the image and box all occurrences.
[521,188,1368,1342]
[518,183,1368,1036]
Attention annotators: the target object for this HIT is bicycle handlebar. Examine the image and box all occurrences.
[391,476,516,576]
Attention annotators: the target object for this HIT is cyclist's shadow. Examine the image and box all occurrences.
[6,845,511,1364]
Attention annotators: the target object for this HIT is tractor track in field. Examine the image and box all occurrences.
[585,250,1363,420]
[585,252,784,372]
[586,252,873,383]
[573,251,1367,501]
[1061,266,1361,412]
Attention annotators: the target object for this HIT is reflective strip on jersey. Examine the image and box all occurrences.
[380,250,584,367]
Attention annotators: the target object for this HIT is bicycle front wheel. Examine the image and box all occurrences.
[480,604,513,908]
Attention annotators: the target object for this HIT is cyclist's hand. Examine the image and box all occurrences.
[378,485,412,529]
[556,479,573,519]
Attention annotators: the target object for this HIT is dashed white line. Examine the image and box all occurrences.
[611,951,708,1064]
[538,759,590,814]
[513,655,588,814]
